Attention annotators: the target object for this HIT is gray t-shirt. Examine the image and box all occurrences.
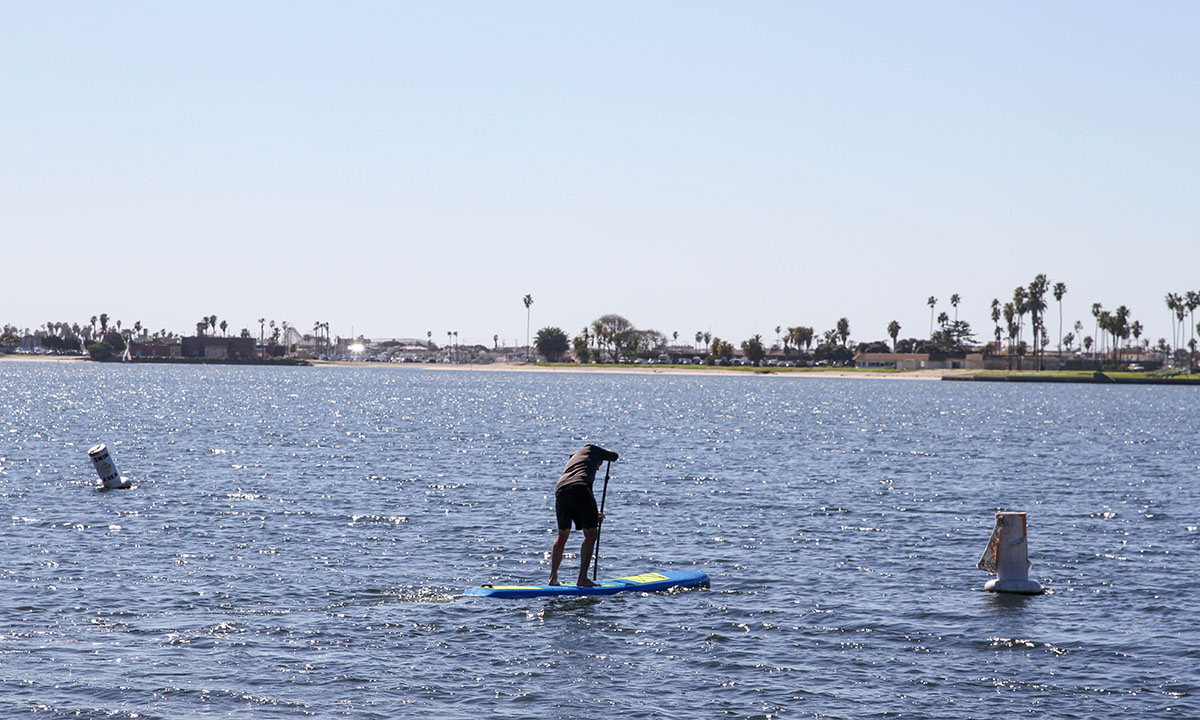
[554,444,619,494]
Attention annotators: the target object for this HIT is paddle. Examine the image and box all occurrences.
[592,461,611,581]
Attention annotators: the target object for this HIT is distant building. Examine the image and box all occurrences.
[181,336,256,359]
[854,352,986,370]
[127,343,181,359]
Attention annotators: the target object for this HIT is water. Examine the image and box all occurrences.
[2,362,1197,718]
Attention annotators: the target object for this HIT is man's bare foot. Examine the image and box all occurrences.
[576,578,599,587]
[548,578,560,586]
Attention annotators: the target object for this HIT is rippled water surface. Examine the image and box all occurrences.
[2,362,1198,718]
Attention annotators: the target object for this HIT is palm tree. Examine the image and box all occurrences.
[523,294,533,361]
[927,296,937,338]
[1187,291,1200,366]
[1003,302,1018,369]
[1114,306,1131,363]
[592,320,607,361]
[447,331,453,362]
[1053,282,1066,360]
[1165,293,1181,366]
[493,334,499,350]
[1026,275,1048,370]
[836,317,850,347]
[219,320,228,337]
[991,299,1002,354]
[695,331,703,352]
[1091,303,1103,359]
[1012,287,1029,349]
[1174,297,1187,365]
[887,320,901,352]
[950,294,961,324]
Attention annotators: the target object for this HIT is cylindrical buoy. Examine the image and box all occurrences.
[978,511,1043,594]
[88,444,131,489]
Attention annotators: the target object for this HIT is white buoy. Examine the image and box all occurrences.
[978,511,1043,594]
[88,444,131,489]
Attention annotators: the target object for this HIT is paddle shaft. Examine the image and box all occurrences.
[592,461,611,581]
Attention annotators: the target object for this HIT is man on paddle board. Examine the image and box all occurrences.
[550,444,619,586]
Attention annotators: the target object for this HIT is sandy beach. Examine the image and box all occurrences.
[0,353,962,380]
[313,359,961,380]
[0,353,88,363]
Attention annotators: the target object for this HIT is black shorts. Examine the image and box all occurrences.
[555,483,599,531]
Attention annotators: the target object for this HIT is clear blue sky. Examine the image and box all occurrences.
[3,2,1197,349]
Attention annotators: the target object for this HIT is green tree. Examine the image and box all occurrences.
[592,314,635,361]
[741,335,766,365]
[708,336,734,363]
[523,294,533,361]
[887,321,901,352]
[927,296,937,338]
[1187,291,1200,366]
[1013,286,1029,349]
[1,325,21,346]
[632,329,668,358]
[785,326,814,355]
[535,326,570,362]
[1053,282,1067,358]
[836,317,850,347]
[572,331,591,363]
[1026,274,1049,370]
[87,341,115,361]
[990,298,1003,354]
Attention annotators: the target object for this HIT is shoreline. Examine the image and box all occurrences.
[310,360,963,381]
[0,353,952,379]
[6,354,1197,384]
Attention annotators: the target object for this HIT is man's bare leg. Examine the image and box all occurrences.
[576,526,600,587]
[549,529,571,585]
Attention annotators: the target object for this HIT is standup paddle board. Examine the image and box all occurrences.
[464,570,708,599]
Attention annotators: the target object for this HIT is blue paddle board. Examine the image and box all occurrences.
[464,569,709,599]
